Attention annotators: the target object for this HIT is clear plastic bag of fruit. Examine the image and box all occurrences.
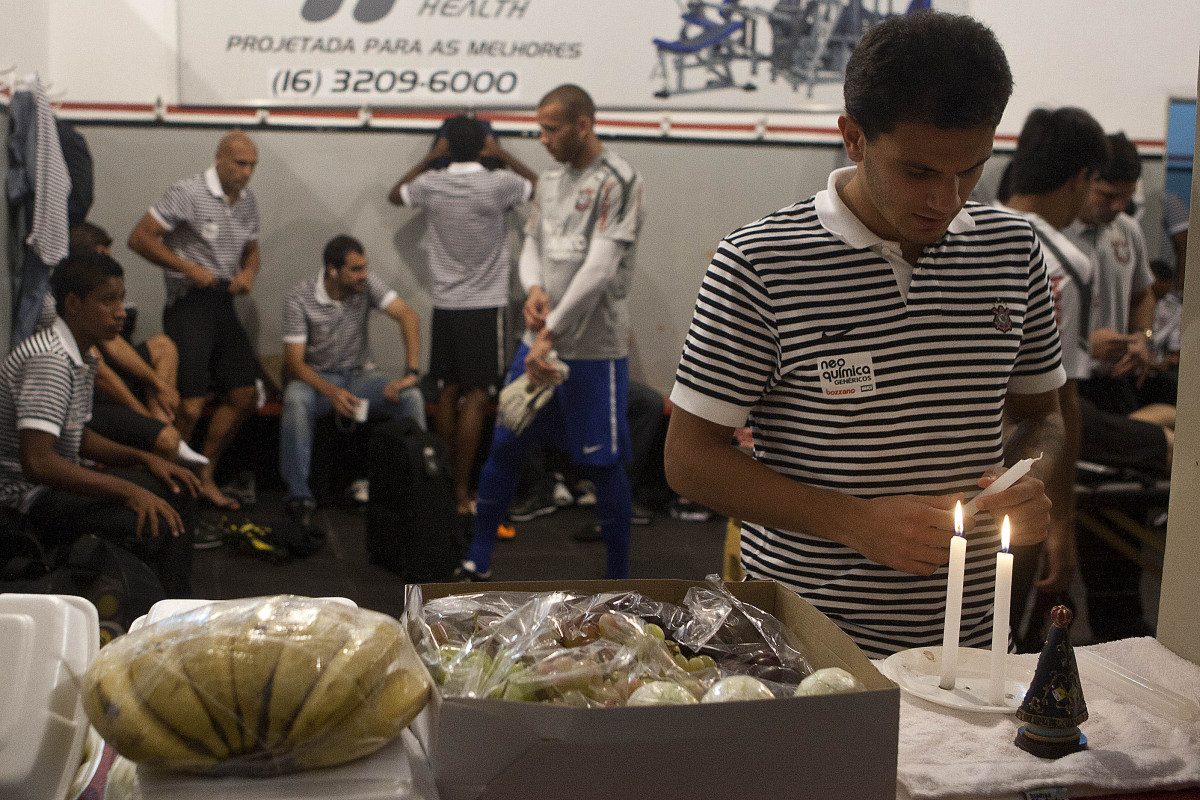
[405,575,812,706]
[81,595,431,776]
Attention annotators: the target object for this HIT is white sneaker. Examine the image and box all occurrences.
[551,473,574,507]
[349,478,370,504]
[573,479,597,507]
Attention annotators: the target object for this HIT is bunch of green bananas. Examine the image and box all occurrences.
[81,596,431,775]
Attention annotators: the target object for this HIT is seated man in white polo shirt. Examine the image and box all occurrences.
[279,235,426,526]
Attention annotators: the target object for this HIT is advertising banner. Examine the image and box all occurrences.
[178,0,908,111]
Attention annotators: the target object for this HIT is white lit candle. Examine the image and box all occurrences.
[990,516,1014,706]
[939,501,966,690]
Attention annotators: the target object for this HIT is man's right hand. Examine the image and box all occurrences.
[523,286,550,333]
[125,486,186,538]
[327,386,362,419]
[188,264,218,290]
[842,493,969,576]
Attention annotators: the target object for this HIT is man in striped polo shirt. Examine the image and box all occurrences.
[455,84,645,582]
[665,12,1068,658]
[0,252,200,596]
[128,131,262,510]
[279,235,426,525]
[389,115,536,514]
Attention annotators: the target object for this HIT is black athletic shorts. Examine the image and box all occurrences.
[163,288,258,399]
[428,306,506,392]
[88,403,165,452]
[1078,396,1168,478]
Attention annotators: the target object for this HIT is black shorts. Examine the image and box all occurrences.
[1078,396,1168,478]
[88,403,165,452]
[428,307,506,392]
[163,288,258,399]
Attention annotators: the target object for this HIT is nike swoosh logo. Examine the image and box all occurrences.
[820,326,856,342]
[582,444,603,454]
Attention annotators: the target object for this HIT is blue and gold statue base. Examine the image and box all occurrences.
[1014,605,1089,759]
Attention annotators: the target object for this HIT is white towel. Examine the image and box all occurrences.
[889,637,1200,800]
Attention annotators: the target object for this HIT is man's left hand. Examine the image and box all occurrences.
[524,329,561,386]
[228,270,255,295]
[145,454,201,497]
[973,472,1051,547]
[1113,333,1152,382]
[383,376,418,403]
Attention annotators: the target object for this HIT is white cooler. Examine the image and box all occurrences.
[0,593,103,800]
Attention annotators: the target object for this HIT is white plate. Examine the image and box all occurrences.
[68,727,104,800]
[880,646,1036,714]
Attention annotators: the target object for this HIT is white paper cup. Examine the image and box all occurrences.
[354,398,369,423]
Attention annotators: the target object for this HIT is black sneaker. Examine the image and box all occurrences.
[573,522,602,542]
[219,470,257,507]
[226,520,288,563]
[507,492,556,523]
[631,502,654,526]
[452,560,491,582]
[668,498,714,523]
[285,497,317,528]
[193,516,226,550]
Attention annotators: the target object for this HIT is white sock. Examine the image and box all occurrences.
[177,441,210,467]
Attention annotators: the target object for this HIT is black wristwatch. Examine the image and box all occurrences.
[406,367,420,378]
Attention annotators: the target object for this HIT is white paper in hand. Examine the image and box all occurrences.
[496,352,569,435]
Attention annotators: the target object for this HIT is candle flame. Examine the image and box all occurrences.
[1000,515,1011,552]
[954,500,963,536]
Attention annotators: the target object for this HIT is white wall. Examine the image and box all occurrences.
[84,125,835,393]
[2,1,1198,142]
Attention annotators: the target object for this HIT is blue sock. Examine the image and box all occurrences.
[465,426,528,573]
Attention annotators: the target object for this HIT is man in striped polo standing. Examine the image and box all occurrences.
[665,12,1068,658]
[128,131,262,510]
[0,252,200,596]
[278,235,426,527]
[454,84,646,581]
[389,115,537,515]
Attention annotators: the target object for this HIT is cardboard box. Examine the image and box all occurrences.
[408,579,899,800]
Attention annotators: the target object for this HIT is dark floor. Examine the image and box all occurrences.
[191,486,1162,650]
[191,492,728,619]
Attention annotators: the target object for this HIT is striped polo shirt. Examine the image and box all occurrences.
[671,167,1066,657]
[0,318,99,512]
[281,272,397,373]
[401,162,531,310]
[149,165,259,306]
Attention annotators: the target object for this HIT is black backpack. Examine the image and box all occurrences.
[1,522,165,646]
[365,417,464,583]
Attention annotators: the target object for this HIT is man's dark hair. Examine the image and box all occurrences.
[323,234,364,270]
[1007,107,1109,195]
[444,115,488,162]
[538,84,596,122]
[843,11,1012,139]
[1099,132,1141,183]
[69,221,113,254]
[50,251,123,315]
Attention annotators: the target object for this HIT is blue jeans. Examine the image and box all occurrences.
[280,368,426,501]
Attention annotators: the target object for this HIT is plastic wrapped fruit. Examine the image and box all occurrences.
[701,675,775,703]
[627,681,700,706]
[81,596,430,776]
[794,666,865,696]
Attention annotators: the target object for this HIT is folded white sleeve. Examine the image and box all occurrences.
[545,238,624,338]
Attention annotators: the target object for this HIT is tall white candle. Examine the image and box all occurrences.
[939,501,966,690]
[990,516,1014,706]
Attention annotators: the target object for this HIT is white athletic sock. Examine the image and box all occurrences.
[177,441,210,467]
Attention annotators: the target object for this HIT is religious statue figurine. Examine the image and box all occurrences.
[1014,605,1089,758]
